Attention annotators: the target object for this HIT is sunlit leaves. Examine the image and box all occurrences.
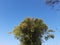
[48,29,55,32]
[10,17,54,45]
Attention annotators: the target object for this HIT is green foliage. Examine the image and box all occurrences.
[9,18,54,45]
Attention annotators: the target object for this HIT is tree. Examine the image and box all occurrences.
[9,18,54,45]
[46,0,60,5]
[46,0,60,7]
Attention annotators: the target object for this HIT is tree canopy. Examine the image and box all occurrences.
[46,0,60,5]
[46,0,60,8]
[9,18,54,45]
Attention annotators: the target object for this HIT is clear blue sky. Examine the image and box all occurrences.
[0,0,60,45]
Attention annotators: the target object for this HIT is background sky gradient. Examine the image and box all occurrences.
[0,0,60,45]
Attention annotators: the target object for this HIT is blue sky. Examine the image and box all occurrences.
[0,0,60,45]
